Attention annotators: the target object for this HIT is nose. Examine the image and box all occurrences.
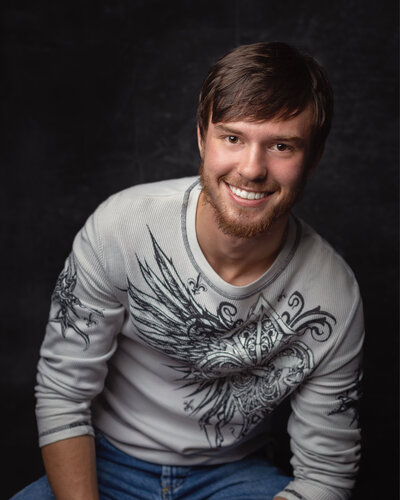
[237,145,268,181]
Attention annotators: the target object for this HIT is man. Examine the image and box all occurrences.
[12,42,364,500]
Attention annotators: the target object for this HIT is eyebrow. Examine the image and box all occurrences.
[214,124,245,136]
[213,124,306,145]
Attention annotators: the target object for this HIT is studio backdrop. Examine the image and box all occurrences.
[2,1,398,498]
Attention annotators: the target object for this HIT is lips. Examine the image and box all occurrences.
[228,184,270,200]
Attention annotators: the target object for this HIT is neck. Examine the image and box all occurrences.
[195,192,289,286]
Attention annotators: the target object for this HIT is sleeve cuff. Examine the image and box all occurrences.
[275,479,351,500]
[38,420,94,448]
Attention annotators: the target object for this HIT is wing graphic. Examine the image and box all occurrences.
[127,230,242,365]
[127,229,336,447]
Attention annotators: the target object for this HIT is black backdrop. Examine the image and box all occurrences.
[2,1,398,498]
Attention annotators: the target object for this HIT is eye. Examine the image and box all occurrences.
[275,143,289,151]
[226,135,240,144]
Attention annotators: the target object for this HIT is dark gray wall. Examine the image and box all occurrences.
[2,1,398,498]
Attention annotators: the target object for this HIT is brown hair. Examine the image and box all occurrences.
[197,41,333,156]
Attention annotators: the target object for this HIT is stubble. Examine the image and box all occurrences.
[199,162,304,239]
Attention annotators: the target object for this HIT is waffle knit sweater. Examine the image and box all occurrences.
[36,177,364,500]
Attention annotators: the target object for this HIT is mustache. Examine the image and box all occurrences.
[198,162,287,193]
[198,163,279,192]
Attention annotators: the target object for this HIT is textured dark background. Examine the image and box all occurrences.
[2,1,398,498]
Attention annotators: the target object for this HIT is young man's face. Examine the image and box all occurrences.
[197,106,317,239]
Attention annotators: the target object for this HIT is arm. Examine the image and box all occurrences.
[275,287,364,500]
[35,204,125,495]
[42,435,99,500]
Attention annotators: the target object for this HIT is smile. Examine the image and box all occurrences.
[228,184,269,200]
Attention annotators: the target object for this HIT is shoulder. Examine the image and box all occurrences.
[291,220,365,378]
[298,218,358,284]
[76,176,198,248]
[101,175,198,210]
[92,176,198,227]
[74,176,199,284]
[293,217,362,317]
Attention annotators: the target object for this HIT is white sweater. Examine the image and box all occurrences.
[36,177,364,500]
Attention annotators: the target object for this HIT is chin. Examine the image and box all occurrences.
[214,210,287,239]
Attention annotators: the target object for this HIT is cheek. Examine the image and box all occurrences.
[203,143,233,177]
[270,159,307,187]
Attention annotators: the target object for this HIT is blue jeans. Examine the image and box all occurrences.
[11,432,292,499]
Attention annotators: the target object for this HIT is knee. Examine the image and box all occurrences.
[9,476,54,500]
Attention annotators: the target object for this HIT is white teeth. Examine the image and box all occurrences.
[229,185,267,200]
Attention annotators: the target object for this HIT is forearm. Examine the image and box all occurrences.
[41,435,99,500]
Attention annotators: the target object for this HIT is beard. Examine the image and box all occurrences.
[199,162,305,239]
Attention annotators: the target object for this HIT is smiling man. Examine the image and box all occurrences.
[198,111,314,240]
[12,42,364,500]
[196,107,316,286]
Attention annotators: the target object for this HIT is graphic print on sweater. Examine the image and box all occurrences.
[50,255,104,349]
[127,230,337,447]
[328,368,362,426]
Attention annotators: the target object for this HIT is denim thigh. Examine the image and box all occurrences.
[95,433,292,500]
[10,433,292,500]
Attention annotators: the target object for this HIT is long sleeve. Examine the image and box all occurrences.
[34,178,366,477]
[276,285,364,500]
[35,208,126,447]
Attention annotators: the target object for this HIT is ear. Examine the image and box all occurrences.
[197,124,204,159]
